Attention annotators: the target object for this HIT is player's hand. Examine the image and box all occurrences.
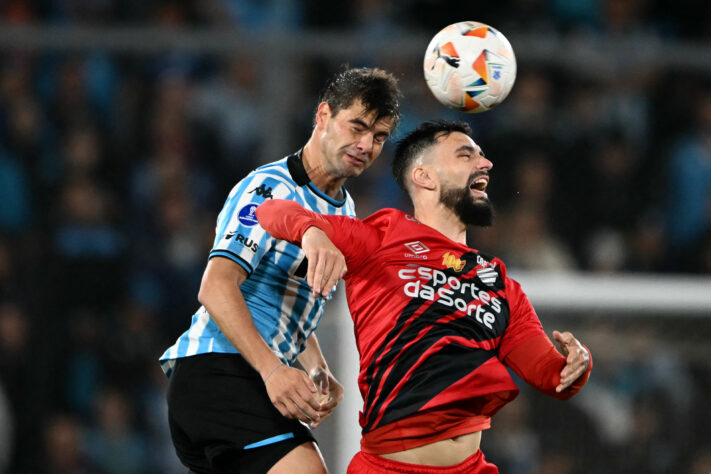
[553,330,590,393]
[308,368,344,428]
[302,227,347,298]
[263,365,322,425]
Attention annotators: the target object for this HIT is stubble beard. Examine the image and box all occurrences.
[328,146,368,179]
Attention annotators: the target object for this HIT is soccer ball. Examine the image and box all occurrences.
[423,21,517,113]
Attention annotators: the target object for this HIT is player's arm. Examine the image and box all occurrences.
[498,275,591,400]
[503,331,592,400]
[297,333,344,428]
[198,256,322,424]
[256,199,379,296]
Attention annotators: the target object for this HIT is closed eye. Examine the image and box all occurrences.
[455,145,476,158]
[374,133,389,144]
[350,118,369,133]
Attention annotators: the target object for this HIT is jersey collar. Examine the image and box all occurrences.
[286,149,311,186]
[287,149,349,207]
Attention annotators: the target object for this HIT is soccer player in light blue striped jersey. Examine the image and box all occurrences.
[159,67,401,474]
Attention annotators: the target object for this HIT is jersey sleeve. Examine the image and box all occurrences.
[256,199,381,273]
[503,334,592,400]
[210,172,295,275]
[497,276,547,361]
[498,274,593,399]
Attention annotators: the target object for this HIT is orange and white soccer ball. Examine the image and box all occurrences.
[424,21,517,113]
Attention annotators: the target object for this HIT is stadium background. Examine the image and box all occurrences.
[0,0,710,472]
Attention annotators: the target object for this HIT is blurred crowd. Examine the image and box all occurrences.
[0,0,709,473]
[481,317,711,474]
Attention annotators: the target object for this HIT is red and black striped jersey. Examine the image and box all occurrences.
[256,201,592,453]
[304,208,547,434]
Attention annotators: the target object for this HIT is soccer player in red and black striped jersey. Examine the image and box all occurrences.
[256,120,592,474]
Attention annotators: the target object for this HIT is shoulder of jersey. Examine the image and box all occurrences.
[363,208,411,225]
[247,162,298,191]
[253,160,291,179]
[474,249,498,263]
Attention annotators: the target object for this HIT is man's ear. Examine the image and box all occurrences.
[315,102,331,129]
[411,165,437,191]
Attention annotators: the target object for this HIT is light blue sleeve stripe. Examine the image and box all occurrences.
[243,432,295,450]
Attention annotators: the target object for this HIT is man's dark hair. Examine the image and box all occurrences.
[392,120,472,192]
[317,67,401,127]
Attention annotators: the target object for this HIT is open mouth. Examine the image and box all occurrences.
[469,176,489,193]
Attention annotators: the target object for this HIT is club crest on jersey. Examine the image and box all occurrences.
[237,203,260,226]
[442,252,465,272]
[404,241,429,259]
[477,267,498,285]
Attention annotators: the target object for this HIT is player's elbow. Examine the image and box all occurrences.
[197,278,213,307]
[197,272,226,307]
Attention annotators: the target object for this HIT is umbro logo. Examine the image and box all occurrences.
[404,241,429,259]
[404,241,429,254]
[249,184,274,199]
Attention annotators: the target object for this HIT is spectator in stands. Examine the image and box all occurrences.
[85,387,149,474]
[666,88,711,266]
[40,413,94,474]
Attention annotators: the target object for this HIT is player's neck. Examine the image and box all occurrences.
[301,142,346,200]
[414,203,467,244]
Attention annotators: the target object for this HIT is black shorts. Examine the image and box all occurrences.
[167,353,316,474]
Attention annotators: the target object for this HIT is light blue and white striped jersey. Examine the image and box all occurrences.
[159,152,355,376]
